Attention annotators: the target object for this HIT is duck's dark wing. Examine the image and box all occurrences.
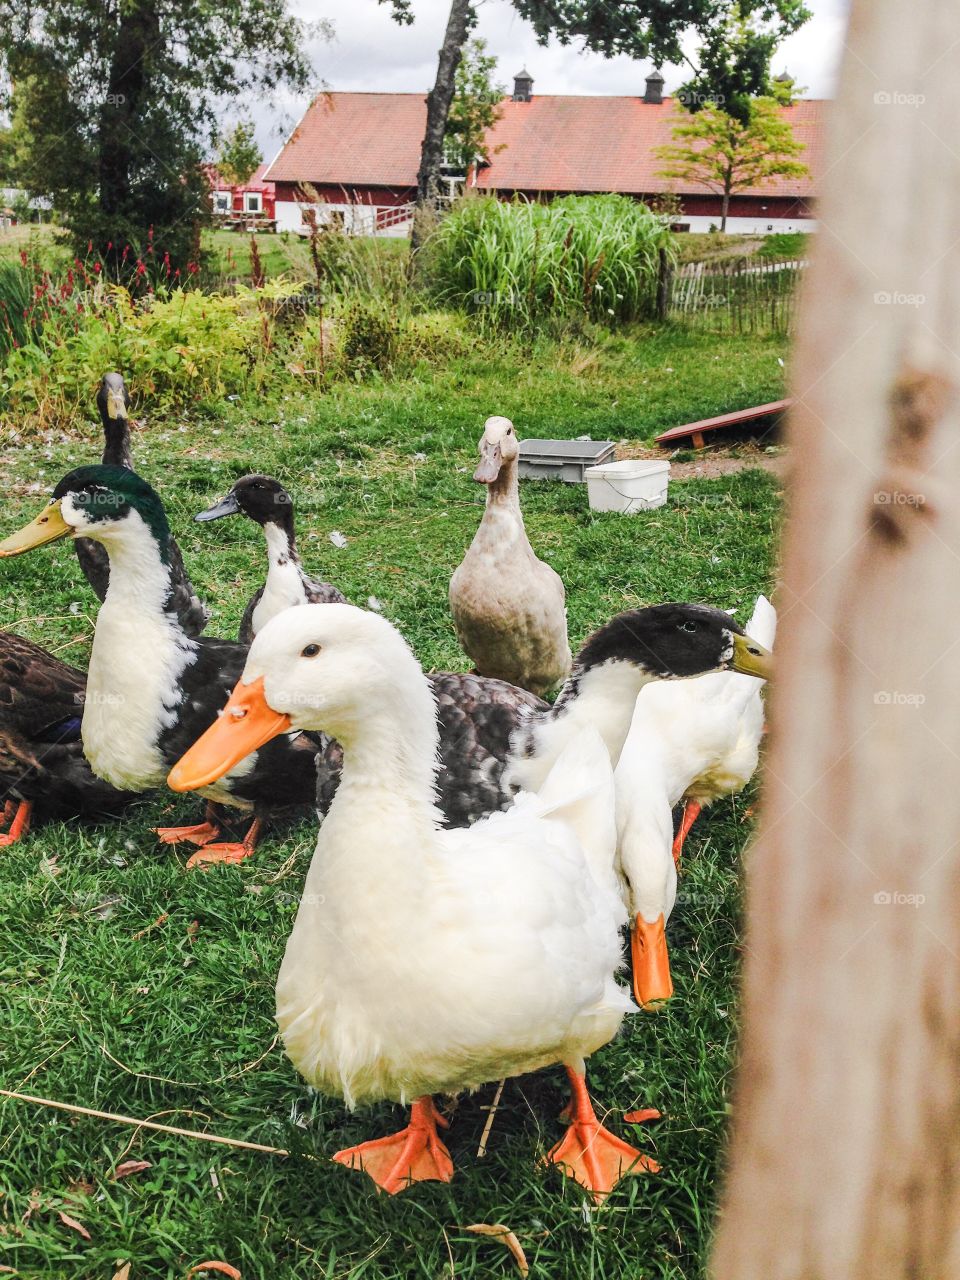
[74,538,111,604]
[431,672,547,827]
[0,632,136,820]
[156,636,319,813]
[304,577,347,607]
[237,589,263,647]
[73,534,209,638]
[311,672,546,829]
[0,632,87,739]
[165,538,210,638]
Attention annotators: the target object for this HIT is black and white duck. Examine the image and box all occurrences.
[194,474,345,645]
[0,465,330,866]
[0,630,136,845]
[74,372,209,638]
[329,605,773,830]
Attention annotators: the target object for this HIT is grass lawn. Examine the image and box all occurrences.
[0,322,784,1279]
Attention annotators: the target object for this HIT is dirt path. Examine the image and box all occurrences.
[616,440,790,482]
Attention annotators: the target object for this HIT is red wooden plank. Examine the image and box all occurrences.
[654,398,792,446]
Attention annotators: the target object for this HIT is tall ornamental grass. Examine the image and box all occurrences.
[424,194,673,330]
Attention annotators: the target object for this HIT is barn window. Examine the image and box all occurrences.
[244,191,263,214]
[212,191,230,213]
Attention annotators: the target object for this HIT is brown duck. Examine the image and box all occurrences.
[449,416,571,696]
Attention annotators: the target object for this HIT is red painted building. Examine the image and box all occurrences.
[263,74,825,237]
[206,163,277,226]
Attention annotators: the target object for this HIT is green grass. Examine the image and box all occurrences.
[0,323,783,1278]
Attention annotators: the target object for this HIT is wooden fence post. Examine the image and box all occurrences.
[713,1,960,1276]
[656,246,672,320]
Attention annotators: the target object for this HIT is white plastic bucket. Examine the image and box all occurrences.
[585,459,671,514]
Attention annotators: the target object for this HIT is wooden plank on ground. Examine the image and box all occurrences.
[654,398,792,448]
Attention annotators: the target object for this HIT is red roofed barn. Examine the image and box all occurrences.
[263,72,824,238]
[207,163,277,227]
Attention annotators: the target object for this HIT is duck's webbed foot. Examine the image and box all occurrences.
[546,1067,659,1201]
[0,799,31,846]
[332,1096,454,1194]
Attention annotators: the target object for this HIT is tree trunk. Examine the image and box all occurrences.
[713,1,960,1276]
[720,177,731,232]
[410,0,473,254]
[98,3,160,224]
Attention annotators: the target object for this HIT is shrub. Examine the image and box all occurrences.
[422,194,673,330]
[0,279,302,423]
[339,298,400,379]
[758,231,808,260]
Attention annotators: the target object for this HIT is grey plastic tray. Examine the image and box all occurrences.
[518,438,616,483]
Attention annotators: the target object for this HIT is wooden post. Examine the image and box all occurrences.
[656,246,672,321]
[713,1,960,1276]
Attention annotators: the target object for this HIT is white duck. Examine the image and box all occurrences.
[168,602,761,1198]
[615,595,777,1008]
[449,416,571,696]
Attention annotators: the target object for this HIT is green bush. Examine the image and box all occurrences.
[0,280,302,423]
[423,194,673,331]
[339,297,400,378]
[758,231,809,260]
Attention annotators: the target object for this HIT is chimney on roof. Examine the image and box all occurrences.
[513,69,533,102]
[644,70,664,104]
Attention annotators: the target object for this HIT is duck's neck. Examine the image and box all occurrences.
[251,520,308,634]
[318,671,442,836]
[101,417,133,470]
[82,512,195,788]
[512,661,656,793]
[95,513,180,618]
[263,517,301,570]
[551,661,655,761]
[484,458,520,511]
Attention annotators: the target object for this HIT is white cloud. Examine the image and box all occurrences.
[237,0,851,157]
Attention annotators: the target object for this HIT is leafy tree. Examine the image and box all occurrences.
[655,96,808,231]
[0,2,316,270]
[216,120,263,188]
[383,0,810,247]
[444,38,506,176]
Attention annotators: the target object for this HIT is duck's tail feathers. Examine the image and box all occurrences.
[745,593,777,651]
[527,726,618,887]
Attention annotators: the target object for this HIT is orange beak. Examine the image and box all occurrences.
[630,914,673,1009]
[167,676,292,792]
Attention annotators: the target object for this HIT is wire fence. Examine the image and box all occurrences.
[663,257,807,335]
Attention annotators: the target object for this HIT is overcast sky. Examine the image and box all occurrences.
[245,0,851,158]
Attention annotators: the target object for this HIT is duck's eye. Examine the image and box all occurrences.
[679,620,698,634]
[301,643,321,658]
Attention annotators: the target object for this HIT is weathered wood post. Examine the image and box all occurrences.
[656,245,672,321]
[712,1,960,1276]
